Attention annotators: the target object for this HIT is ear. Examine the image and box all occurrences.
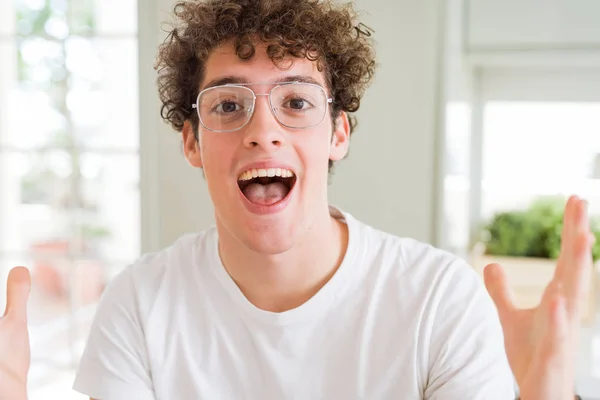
[182,120,203,168]
[329,112,350,161]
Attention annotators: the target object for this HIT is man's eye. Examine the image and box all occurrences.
[215,102,242,113]
[289,98,306,109]
[285,98,313,110]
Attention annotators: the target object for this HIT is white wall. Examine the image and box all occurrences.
[141,0,444,250]
[329,0,443,242]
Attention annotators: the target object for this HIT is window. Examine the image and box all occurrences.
[443,69,600,256]
[0,0,140,398]
[481,101,600,219]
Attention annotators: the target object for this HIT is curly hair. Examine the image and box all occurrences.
[155,0,376,155]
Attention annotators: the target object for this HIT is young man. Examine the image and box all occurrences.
[0,0,593,399]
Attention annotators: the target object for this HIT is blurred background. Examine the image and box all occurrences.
[0,0,599,398]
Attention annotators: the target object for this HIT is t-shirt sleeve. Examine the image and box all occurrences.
[72,265,156,400]
[423,259,516,400]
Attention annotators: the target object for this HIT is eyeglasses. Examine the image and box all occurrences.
[192,81,333,132]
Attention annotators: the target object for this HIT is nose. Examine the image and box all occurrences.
[242,95,286,151]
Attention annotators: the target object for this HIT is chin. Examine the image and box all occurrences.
[213,204,299,256]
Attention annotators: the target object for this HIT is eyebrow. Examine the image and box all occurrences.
[201,75,322,90]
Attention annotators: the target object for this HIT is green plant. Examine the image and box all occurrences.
[482,196,600,261]
[79,223,111,240]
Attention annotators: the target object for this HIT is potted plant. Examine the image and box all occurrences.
[471,196,600,324]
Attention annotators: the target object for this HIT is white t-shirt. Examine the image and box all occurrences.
[73,207,515,399]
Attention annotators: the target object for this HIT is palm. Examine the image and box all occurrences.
[0,267,31,399]
[484,196,593,400]
[498,308,536,382]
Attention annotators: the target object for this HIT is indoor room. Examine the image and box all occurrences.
[0,0,599,398]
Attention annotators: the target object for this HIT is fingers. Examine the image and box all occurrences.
[559,196,580,261]
[568,231,594,311]
[4,267,31,323]
[557,196,583,274]
[483,263,516,323]
[556,196,594,305]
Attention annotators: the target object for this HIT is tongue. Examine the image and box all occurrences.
[243,182,289,205]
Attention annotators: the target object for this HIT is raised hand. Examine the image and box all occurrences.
[484,195,594,400]
[0,267,31,400]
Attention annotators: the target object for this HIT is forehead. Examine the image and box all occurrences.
[201,41,326,90]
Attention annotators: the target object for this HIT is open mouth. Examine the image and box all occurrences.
[237,168,297,206]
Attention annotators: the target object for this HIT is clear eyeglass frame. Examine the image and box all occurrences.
[191,81,334,133]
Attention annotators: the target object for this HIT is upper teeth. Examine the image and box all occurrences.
[238,168,294,181]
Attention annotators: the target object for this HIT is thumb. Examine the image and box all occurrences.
[483,263,516,322]
[4,267,31,323]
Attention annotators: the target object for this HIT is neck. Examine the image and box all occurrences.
[217,207,348,313]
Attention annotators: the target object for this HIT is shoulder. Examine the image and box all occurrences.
[343,212,490,321]
[130,230,213,281]
[71,231,218,400]
[346,211,477,284]
[101,228,217,317]
[360,222,498,331]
